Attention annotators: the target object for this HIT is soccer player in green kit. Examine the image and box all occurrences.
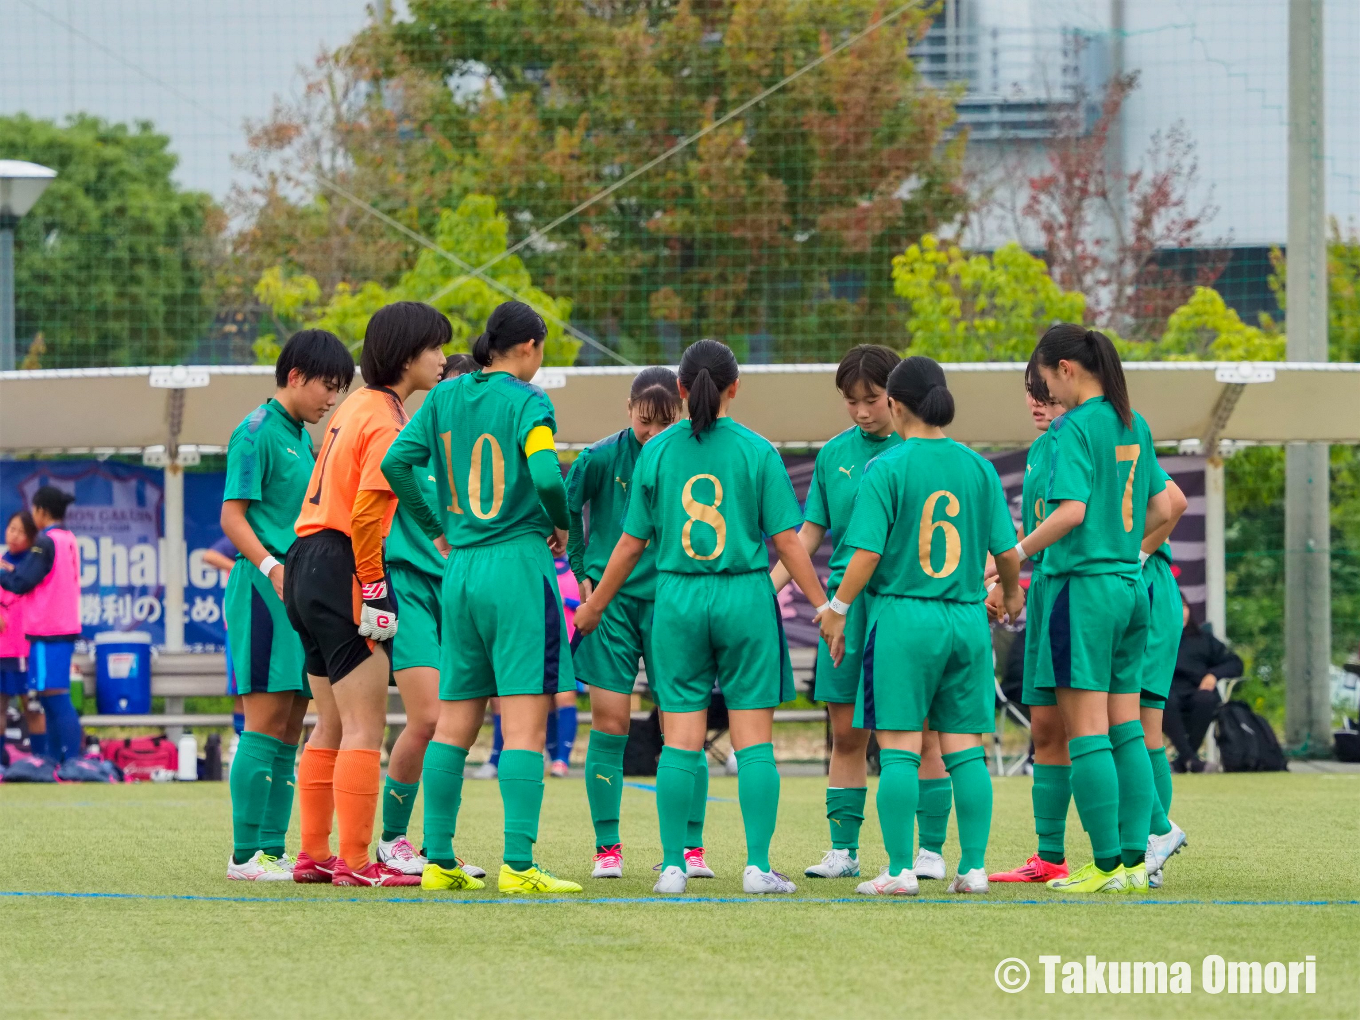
[574,340,831,895]
[820,356,1025,895]
[220,329,353,880]
[1016,324,1174,894]
[375,352,486,881]
[382,301,582,895]
[566,367,696,880]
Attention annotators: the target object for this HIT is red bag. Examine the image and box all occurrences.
[103,736,177,781]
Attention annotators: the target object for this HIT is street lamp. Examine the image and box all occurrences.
[0,160,57,371]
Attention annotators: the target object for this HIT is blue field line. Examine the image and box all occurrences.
[624,780,736,802]
[3,890,1356,908]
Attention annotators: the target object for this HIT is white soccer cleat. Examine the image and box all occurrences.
[593,843,623,878]
[743,866,796,894]
[457,858,487,879]
[1148,868,1164,889]
[376,836,426,876]
[653,865,688,894]
[946,867,989,894]
[684,846,715,878]
[272,853,297,874]
[227,850,293,882]
[804,848,860,878]
[855,867,919,896]
[724,751,740,776]
[472,761,498,780]
[1145,821,1187,874]
[912,848,947,880]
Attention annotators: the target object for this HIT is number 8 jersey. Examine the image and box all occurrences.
[842,437,1018,602]
[623,418,803,574]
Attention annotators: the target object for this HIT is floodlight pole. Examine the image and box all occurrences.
[1284,0,1332,756]
[1,216,15,372]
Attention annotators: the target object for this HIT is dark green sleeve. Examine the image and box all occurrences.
[381,404,442,540]
[529,449,570,531]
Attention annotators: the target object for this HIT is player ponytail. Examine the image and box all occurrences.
[629,366,681,426]
[474,301,547,367]
[886,356,955,428]
[678,339,738,439]
[1034,323,1132,428]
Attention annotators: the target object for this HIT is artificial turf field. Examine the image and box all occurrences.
[2,771,1356,1019]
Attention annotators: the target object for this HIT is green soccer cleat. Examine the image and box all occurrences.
[1046,861,1125,894]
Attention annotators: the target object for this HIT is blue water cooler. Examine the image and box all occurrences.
[94,631,153,714]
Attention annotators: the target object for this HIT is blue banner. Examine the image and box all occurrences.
[0,460,227,651]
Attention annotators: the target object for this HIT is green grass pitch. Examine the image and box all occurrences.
[3,771,1355,1018]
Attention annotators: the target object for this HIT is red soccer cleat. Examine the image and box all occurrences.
[988,853,1069,883]
[331,859,421,887]
[292,852,340,884]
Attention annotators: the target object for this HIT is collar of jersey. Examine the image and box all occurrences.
[265,398,304,434]
[856,426,894,443]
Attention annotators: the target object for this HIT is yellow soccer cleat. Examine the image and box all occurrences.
[498,863,583,895]
[421,862,485,892]
[1046,861,1125,894]
[1120,862,1149,894]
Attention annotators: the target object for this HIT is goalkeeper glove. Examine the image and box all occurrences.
[357,578,398,641]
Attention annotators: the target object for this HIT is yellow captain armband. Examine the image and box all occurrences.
[524,425,557,457]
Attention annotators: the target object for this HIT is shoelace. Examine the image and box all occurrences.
[258,854,288,871]
[387,839,418,861]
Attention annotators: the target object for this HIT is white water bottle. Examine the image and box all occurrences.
[177,733,199,781]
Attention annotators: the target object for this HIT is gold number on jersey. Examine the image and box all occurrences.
[681,474,726,561]
[467,433,506,520]
[1115,445,1140,533]
[1033,498,1047,526]
[917,490,962,578]
[439,432,463,515]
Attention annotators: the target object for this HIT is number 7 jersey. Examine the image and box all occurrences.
[623,418,803,575]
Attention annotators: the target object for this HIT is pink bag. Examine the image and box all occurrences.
[103,736,177,781]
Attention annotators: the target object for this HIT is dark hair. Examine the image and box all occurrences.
[1180,588,1200,636]
[1034,323,1132,428]
[31,486,76,520]
[629,366,681,425]
[886,356,955,427]
[443,353,478,380]
[6,510,37,546]
[835,344,900,397]
[360,302,453,388]
[1024,348,1054,404]
[275,328,355,390]
[472,301,547,367]
[678,340,738,438]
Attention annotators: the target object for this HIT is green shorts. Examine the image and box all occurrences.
[224,561,310,696]
[389,563,441,673]
[651,571,793,713]
[1022,571,1055,707]
[439,536,575,701]
[814,586,868,705]
[1140,556,1181,707]
[855,596,993,733]
[1033,573,1149,695]
[571,591,653,695]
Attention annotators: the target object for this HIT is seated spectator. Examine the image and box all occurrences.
[1163,593,1243,772]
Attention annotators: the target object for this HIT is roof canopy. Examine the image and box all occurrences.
[2,361,1357,454]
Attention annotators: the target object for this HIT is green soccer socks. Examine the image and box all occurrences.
[658,745,703,870]
[687,752,710,849]
[498,749,544,872]
[1147,744,1173,837]
[735,742,780,871]
[915,778,952,856]
[1067,734,1121,870]
[381,776,421,844]
[259,738,298,859]
[876,749,921,875]
[943,747,991,874]
[421,742,468,869]
[1110,720,1154,868]
[230,732,278,863]
[585,730,628,849]
[827,786,867,853]
[1031,763,1072,865]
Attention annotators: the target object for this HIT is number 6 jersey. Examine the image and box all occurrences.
[842,437,1017,602]
[623,417,802,575]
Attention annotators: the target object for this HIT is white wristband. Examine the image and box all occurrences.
[1139,549,1151,566]
[829,596,852,616]
[815,601,832,616]
[258,554,281,577]
[1013,540,1029,562]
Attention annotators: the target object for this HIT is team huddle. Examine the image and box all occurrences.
[221,297,1190,896]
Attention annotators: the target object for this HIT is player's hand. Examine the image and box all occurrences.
[818,608,846,658]
[548,528,568,556]
[0,614,7,633]
[268,563,285,601]
[434,535,451,558]
[574,599,601,635]
[578,577,594,602]
[357,579,398,641]
[984,582,1005,622]
[1003,585,1025,624]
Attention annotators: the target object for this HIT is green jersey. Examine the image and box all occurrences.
[223,399,314,558]
[566,428,657,598]
[382,370,558,548]
[1043,396,1165,577]
[843,437,1017,602]
[803,425,904,588]
[1151,461,1174,565]
[1021,429,1054,568]
[385,459,446,577]
[624,418,802,575]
